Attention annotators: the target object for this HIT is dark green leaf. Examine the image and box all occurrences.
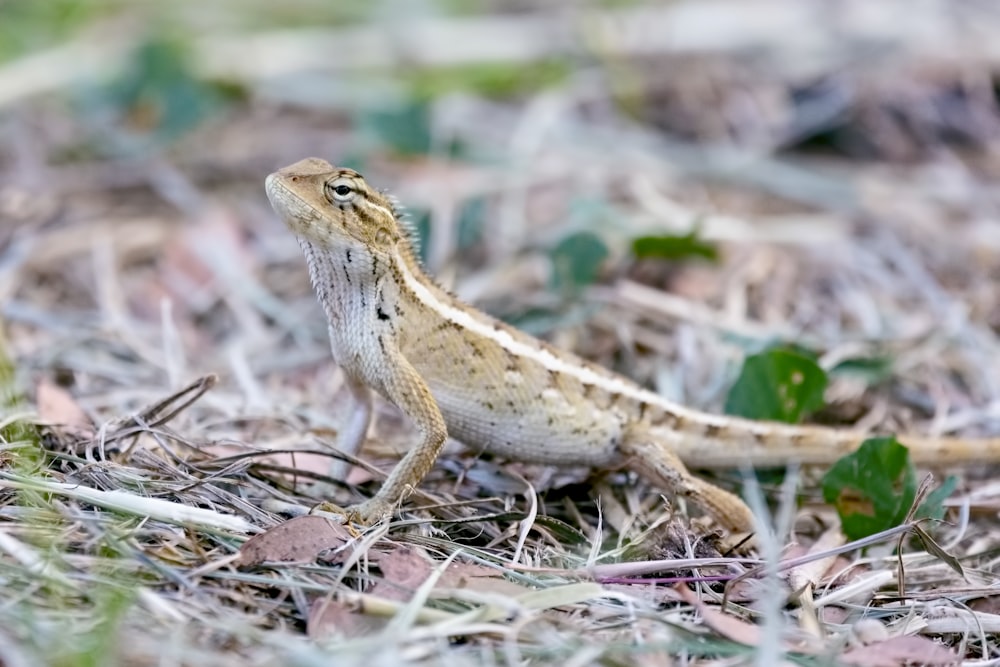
[724,348,827,423]
[549,231,609,293]
[821,437,916,540]
[358,100,432,156]
[456,197,486,250]
[531,515,589,546]
[631,230,718,262]
[103,37,221,144]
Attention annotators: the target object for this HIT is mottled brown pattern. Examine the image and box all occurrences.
[266,157,1000,534]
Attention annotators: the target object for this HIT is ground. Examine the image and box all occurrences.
[1,2,1000,665]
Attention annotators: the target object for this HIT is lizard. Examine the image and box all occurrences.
[265,157,1000,534]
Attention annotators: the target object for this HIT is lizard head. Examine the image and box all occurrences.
[265,158,406,258]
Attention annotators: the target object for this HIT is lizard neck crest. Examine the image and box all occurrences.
[381,189,424,271]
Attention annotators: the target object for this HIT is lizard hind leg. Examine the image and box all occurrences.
[329,374,374,482]
[620,427,756,535]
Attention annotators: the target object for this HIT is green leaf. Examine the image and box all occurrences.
[821,437,917,540]
[631,230,718,262]
[531,515,589,546]
[102,37,221,144]
[829,355,895,384]
[724,348,828,423]
[358,100,432,156]
[915,474,957,522]
[0,0,100,62]
[409,60,570,100]
[456,197,486,250]
[549,231,609,293]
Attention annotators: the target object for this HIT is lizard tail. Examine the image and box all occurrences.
[657,411,1000,468]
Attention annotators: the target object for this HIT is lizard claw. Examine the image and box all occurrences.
[346,497,393,525]
[312,498,393,535]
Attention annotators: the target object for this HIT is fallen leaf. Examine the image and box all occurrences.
[675,584,762,646]
[437,561,530,598]
[161,205,254,304]
[35,379,94,439]
[840,636,957,667]
[237,516,352,567]
[307,596,387,640]
[368,545,433,602]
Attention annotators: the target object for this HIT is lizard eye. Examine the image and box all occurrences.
[325,179,355,203]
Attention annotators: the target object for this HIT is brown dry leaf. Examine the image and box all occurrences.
[162,205,253,299]
[369,549,531,602]
[819,606,851,625]
[237,515,352,567]
[840,636,958,667]
[368,545,433,602]
[35,378,94,439]
[307,596,388,640]
[261,450,344,478]
[437,561,531,598]
[675,584,762,646]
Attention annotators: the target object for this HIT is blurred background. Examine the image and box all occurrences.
[4,0,1000,414]
[4,1,1000,662]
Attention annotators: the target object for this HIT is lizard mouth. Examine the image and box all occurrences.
[263,173,290,213]
[264,173,312,231]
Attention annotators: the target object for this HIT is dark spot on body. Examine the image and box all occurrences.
[346,249,352,263]
[504,351,519,372]
[433,320,461,334]
[377,307,390,321]
[650,410,678,429]
[377,335,386,354]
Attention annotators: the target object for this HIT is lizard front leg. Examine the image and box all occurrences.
[343,351,448,525]
[621,426,756,534]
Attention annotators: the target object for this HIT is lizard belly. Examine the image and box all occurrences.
[429,380,624,467]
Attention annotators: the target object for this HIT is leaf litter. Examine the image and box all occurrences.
[3,1,1000,665]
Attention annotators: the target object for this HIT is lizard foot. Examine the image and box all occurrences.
[314,497,393,529]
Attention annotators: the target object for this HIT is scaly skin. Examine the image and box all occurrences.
[265,157,1000,532]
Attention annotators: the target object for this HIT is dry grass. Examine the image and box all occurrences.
[2,2,1000,665]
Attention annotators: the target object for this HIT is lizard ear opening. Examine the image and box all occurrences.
[325,178,356,204]
[374,227,395,247]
